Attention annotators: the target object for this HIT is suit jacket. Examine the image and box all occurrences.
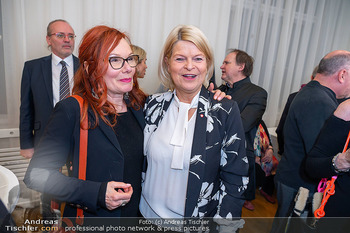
[219,77,267,157]
[275,91,298,155]
[143,86,249,218]
[24,97,145,217]
[276,80,338,191]
[20,54,80,149]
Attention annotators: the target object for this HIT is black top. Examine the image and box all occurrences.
[275,80,338,191]
[275,91,298,155]
[113,109,144,217]
[306,115,350,217]
[219,77,267,158]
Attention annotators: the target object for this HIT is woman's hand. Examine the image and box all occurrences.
[334,149,350,172]
[105,181,133,210]
[261,147,273,163]
[208,83,232,101]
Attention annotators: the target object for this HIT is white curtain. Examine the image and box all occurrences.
[227,0,350,127]
[1,0,350,131]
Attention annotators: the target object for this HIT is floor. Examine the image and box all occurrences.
[241,188,278,233]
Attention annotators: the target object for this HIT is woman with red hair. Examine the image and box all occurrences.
[24,25,147,219]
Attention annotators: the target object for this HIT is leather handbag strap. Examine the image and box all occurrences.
[71,95,88,225]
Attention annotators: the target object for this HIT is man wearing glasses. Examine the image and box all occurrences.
[20,19,79,159]
[19,19,79,222]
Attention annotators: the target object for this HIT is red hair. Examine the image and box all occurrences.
[72,25,147,128]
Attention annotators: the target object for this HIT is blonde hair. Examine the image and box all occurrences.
[158,25,214,91]
[131,45,147,63]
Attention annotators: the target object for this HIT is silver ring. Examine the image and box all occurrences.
[121,201,126,207]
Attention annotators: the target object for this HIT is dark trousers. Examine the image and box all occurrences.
[269,181,298,233]
[255,164,275,196]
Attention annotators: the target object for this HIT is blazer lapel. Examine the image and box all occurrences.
[73,55,80,73]
[42,55,53,106]
[93,111,123,155]
[184,86,209,217]
[130,107,145,129]
[125,98,145,130]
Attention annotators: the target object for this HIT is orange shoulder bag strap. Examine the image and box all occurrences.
[71,95,88,226]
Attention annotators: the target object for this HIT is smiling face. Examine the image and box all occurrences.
[166,41,207,102]
[104,38,135,98]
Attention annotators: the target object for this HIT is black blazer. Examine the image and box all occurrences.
[24,97,145,217]
[19,54,79,149]
[219,77,267,157]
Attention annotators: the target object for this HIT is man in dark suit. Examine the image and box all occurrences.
[20,19,79,159]
[219,49,267,211]
[271,50,350,233]
[275,65,317,156]
[19,19,79,223]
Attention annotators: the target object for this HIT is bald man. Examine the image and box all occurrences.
[271,50,350,232]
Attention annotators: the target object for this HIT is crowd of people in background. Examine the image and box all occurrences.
[8,18,350,233]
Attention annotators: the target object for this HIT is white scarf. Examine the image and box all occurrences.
[170,91,199,169]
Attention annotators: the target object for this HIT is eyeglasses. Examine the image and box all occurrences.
[50,33,76,40]
[109,55,139,70]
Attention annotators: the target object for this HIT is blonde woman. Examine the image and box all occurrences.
[140,25,248,232]
[131,44,148,79]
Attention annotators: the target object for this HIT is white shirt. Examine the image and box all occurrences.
[140,91,199,219]
[51,53,74,106]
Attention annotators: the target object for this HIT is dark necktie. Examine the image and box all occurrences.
[59,61,70,100]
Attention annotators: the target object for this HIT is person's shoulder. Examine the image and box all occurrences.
[247,84,268,100]
[207,95,240,123]
[242,81,267,95]
[55,96,81,113]
[149,91,171,98]
[26,55,51,63]
[297,82,334,103]
[207,91,237,109]
[288,91,298,100]
[217,84,228,92]
[147,91,173,103]
[290,86,336,117]
[251,83,267,94]
[24,55,51,66]
[72,55,79,62]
